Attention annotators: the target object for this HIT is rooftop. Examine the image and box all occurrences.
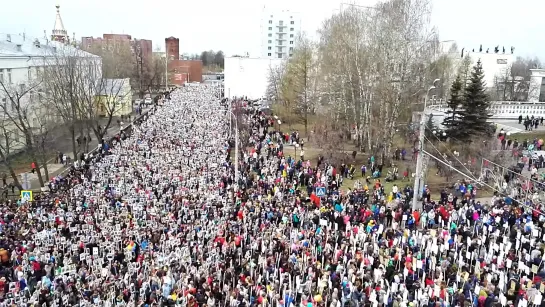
[0,33,98,58]
[98,78,130,96]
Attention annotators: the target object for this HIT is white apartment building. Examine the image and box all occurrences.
[260,9,302,59]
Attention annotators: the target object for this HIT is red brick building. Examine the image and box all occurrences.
[168,60,203,86]
[81,34,152,68]
[165,37,179,60]
[164,36,203,86]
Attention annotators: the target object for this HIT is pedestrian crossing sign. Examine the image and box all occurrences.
[315,187,326,197]
[21,190,33,202]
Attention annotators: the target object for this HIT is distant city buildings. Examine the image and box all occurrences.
[81,34,153,69]
[223,7,301,98]
[260,8,301,59]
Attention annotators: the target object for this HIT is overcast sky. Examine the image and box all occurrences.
[1,0,544,59]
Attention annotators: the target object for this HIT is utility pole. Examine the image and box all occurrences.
[165,54,168,91]
[139,56,143,98]
[412,79,440,211]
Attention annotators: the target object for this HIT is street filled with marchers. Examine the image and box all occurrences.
[0,85,543,307]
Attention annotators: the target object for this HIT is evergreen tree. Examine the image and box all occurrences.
[442,74,465,139]
[457,60,493,140]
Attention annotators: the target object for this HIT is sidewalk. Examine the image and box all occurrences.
[5,105,155,193]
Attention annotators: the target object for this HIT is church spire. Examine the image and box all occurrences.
[51,4,68,43]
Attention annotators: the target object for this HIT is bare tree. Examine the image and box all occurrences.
[0,78,47,187]
[77,76,128,152]
[0,111,24,189]
[42,45,103,162]
[286,34,320,136]
[266,0,438,164]
[266,61,286,105]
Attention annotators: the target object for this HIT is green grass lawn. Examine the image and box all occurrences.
[510,131,545,142]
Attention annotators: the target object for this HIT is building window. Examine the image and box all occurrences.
[279,21,283,26]
[278,54,283,58]
[268,33,272,37]
[28,68,31,80]
[267,53,271,56]
[291,21,294,24]
[268,47,272,50]
[269,20,272,24]
[289,47,293,51]
[268,27,272,30]
[290,28,294,31]
[7,69,11,84]
[290,41,294,44]
[268,40,272,43]
[290,34,294,38]
[0,69,3,83]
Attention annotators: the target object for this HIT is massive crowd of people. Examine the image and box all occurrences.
[0,85,542,307]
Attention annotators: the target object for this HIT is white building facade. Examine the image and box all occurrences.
[224,56,283,100]
[260,9,302,59]
[0,33,101,150]
[529,69,545,103]
[436,41,516,89]
[463,51,515,88]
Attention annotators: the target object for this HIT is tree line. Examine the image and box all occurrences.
[267,0,542,164]
[186,50,224,70]
[267,0,439,162]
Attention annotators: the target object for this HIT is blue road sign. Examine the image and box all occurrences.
[21,190,33,202]
[315,187,326,197]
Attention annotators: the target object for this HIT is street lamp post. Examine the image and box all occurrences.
[228,108,239,191]
[412,79,440,211]
[165,55,174,90]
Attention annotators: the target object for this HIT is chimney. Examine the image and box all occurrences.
[6,34,11,42]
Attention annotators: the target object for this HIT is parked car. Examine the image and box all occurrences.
[144,98,152,105]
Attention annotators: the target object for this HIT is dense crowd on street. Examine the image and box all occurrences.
[0,85,543,307]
